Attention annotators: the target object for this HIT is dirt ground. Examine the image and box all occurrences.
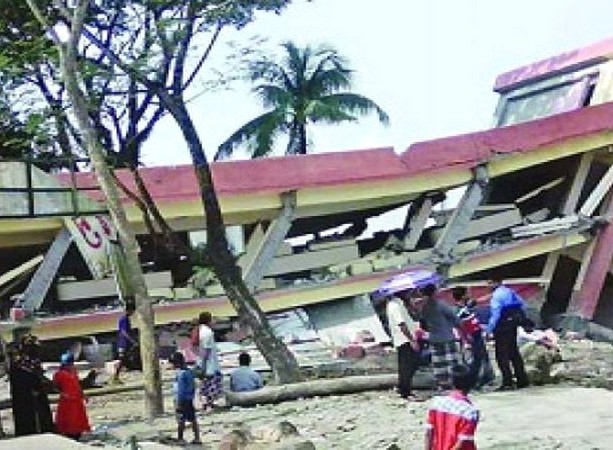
[77,383,613,449]
[0,338,611,449]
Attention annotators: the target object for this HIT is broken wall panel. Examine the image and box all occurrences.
[305,295,389,346]
[263,243,360,278]
[429,208,522,243]
[486,156,577,216]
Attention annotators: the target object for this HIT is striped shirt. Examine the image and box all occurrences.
[426,390,479,450]
[457,305,482,336]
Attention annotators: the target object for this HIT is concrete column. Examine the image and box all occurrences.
[433,165,488,268]
[403,196,433,251]
[21,227,72,312]
[243,191,296,292]
[573,192,613,319]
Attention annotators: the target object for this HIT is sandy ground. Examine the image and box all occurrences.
[11,376,608,449]
[0,339,612,449]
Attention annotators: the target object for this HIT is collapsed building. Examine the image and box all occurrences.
[2,35,613,346]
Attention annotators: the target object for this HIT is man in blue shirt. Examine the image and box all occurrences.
[486,275,529,391]
[230,352,264,392]
[112,302,137,383]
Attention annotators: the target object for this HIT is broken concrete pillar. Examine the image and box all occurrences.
[433,165,488,271]
[243,191,296,292]
[571,192,613,319]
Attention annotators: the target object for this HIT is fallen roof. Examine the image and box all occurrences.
[62,102,613,207]
[14,229,586,341]
[2,101,613,248]
[58,146,406,201]
[401,101,613,176]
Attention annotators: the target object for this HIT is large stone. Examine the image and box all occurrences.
[252,421,299,443]
[219,429,254,450]
[520,343,561,385]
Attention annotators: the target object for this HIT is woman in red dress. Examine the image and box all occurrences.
[53,352,91,440]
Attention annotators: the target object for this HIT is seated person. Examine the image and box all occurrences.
[230,352,264,393]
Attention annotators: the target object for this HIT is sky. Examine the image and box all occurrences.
[141,0,613,167]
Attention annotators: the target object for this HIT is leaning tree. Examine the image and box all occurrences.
[26,0,303,389]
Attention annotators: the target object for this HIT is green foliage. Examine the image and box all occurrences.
[0,97,35,159]
[216,40,389,160]
[0,0,295,169]
[189,243,217,294]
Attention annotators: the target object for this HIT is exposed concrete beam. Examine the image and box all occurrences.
[579,161,613,217]
[544,152,595,298]
[464,208,523,239]
[238,224,265,273]
[448,232,588,279]
[18,231,588,342]
[563,152,594,215]
[403,196,433,250]
[21,228,72,312]
[243,191,297,292]
[514,177,565,205]
[433,165,488,268]
[569,240,597,306]
[0,255,43,289]
[541,251,559,285]
[573,191,613,319]
[57,271,172,302]
[264,243,359,277]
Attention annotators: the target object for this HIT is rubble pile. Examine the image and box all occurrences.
[551,338,613,389]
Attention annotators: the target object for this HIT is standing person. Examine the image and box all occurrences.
[386,291,422,400]
[485,275,529,391]
[53,352,90,440]
[230,352,264,393]
[451,287,495,389]
[170,352,201,445]
[419,283,462,390]
[425,364,480,450]
[7,334,54,436]
[197,311,222,412]
[189,317,200,357]
[112,302,137,384]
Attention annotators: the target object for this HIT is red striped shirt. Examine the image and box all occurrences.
[457,306,482,336]
[426,390,479,450]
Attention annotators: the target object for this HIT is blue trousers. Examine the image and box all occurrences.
[468,332,494,388]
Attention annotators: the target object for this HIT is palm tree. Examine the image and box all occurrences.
[215,41,389,160]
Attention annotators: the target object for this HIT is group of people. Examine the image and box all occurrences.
[8,334,91,440]
[4,276,534,448]
[386,274,532,449]
[169,310,264,444]
[5,305,264,445]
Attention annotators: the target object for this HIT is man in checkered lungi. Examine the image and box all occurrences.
[419,283,462,390]
[197,311,223,412]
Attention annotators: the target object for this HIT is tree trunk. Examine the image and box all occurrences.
[129,166,191,257]
[111,169,159,238]
[226,372,435,407]
[55,27,163,417]
[162,94,302,383]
